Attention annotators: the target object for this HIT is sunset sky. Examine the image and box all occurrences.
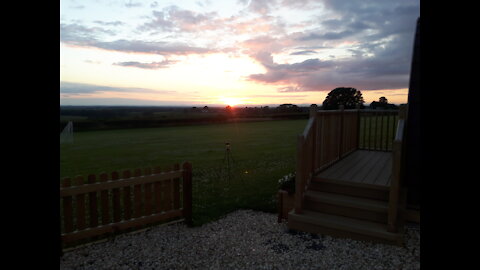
[60,0,419,107]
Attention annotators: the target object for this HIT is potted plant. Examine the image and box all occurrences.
[277,172,295,222]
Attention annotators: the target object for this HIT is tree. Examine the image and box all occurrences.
[322,87,365,110]
[369,97,398,110]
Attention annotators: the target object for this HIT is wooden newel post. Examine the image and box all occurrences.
[338,105,345,159]
[294,135,305,214]
[182,162,193,227]
[355,104,361,149]
[387,104,407,233]
[309,104,318,118]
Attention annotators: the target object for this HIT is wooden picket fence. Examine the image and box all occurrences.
[60,162,192,248]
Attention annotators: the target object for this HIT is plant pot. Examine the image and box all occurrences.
[277,190,295,223]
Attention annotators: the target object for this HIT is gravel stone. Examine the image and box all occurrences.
[60,210,420,270]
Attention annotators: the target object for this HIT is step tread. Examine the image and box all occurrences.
[312,177,390,191]
[305,190,388,212]
[289,209,401,241]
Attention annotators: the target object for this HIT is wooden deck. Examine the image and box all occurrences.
[289,106,407,245]
[317,150,392,187]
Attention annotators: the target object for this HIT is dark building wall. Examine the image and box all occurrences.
[405,18,421,208]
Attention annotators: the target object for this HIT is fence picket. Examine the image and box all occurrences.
[133,168,143,219]
[183,162,193,226]
[111,171,121,223]
[153,166,162,213]
[122,170,132,220]
[61,163,190,248]
[73,176,86,231]
[62,178,73,233]
[173,163,180,210]
[87,174,99,228]
[144,168,153,216]
[99,173,110,225]
[163,166,173,212]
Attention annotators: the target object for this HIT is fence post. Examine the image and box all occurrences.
[182,162,193,227]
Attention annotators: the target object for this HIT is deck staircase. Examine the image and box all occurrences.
[287,106,408,246]
[288,177,406,246]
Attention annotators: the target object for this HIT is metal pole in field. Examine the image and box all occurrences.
[223,142,235,181]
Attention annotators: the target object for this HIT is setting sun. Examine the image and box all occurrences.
[219,97,244,107]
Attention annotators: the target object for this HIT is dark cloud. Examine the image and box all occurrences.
[93,20,124,26]
[297,30,356,41]
[125,1,142,8]
[249,55,334,83]
[60,23,117,43]
[138,6,218,33]
[246,0,419,92]
[61,23,214,55]
[113,60,177,69]
[60,81,174,96]
[93,39,212,55]
[277,86,304,92]
[246,0,277,15]
[290,50,317,55]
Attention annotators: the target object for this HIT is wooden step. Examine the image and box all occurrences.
[310,177,390,201]
[304,190,388,223]
[288,209,403,246]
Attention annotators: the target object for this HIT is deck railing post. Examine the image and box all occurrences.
[355,104,361,150]
[309,104,318,118]
[310,104,318,173]
[182,162,193,227]
[338,105,344,159]
[387,105,407,233]
[294,135,305,214]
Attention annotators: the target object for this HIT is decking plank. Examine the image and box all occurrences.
[386,175,392,186]
[316,150,392,188]
[320,151,364,179]
[362,152,391,185]
[321,151,374,180]
[336,151,377,183]
[351,152,384,184]
[372,154,392,186]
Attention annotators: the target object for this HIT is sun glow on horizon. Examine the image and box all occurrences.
[219,97,245,107]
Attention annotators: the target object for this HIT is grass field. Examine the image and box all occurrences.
[60,119,307,225]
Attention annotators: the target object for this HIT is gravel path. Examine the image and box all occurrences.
[60,210,420,270]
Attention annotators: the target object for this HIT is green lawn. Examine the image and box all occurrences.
[60,119,307,225]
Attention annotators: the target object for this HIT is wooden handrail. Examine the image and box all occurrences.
[302,117,315,137]
[295,105,362,214]
[394,119,405,141]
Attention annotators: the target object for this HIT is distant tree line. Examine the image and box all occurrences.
[60,88,401,132]
[320,87,400,110]
[60,104,310,132]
